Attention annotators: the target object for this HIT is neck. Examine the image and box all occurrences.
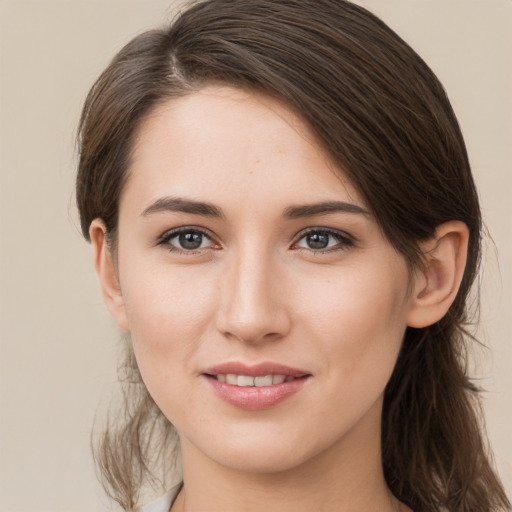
[171,399,406,512]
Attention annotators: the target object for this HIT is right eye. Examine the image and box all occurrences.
[158,227,215,253]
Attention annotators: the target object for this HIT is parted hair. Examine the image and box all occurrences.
[76,1,510,510]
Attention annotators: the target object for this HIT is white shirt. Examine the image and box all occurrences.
[135,483,182,512]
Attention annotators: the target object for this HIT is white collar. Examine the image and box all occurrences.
[134,482,182,512]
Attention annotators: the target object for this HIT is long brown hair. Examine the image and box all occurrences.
[76,1,510,510]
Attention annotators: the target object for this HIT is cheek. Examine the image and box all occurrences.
[300,261,410,384]
[119,258,218,387]
[123,258,214,334]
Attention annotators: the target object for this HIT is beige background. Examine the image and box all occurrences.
[0,1,510,510]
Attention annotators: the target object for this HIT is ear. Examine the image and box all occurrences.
[89,219,130,332]
[407,220,469,328]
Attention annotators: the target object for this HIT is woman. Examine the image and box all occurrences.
[76,1,510,511]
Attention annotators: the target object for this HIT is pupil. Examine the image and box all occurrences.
[179,232,202,249]
[307,232,329,249]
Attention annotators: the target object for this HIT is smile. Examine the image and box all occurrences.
[202,362,311,410]
[213,374,297,386]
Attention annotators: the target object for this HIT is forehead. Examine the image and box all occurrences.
[122,86,365,215]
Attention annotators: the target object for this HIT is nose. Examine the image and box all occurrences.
[215,248,292,345]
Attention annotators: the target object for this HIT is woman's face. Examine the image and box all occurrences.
[113,86,416,473]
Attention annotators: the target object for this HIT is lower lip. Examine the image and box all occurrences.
[204,376,310,411]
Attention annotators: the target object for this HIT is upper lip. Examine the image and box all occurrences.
[203,361,310,378]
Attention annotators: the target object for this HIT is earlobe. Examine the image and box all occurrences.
[407,221,469,328]
[89,219,130,332]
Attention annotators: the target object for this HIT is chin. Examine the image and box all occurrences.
[187,424,337,475]
[214,445,311,474]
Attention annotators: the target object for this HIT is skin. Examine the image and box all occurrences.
[91,86,469,512]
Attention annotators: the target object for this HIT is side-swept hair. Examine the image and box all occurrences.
[76,1,510,510]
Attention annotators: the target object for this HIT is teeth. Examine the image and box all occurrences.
[237,375,254,387]
[226,374,238,385]
[216,374,292,387]
[254,375,273,387]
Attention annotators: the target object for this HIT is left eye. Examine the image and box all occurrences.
[295,230,352,251]
[161,229,213,251]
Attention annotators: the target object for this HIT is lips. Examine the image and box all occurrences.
[204,361,309,377]
[202,362,311,411]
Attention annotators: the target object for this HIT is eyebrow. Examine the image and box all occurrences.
[141,197,369,219]
[283,200,369,218]
[141,197,225,218]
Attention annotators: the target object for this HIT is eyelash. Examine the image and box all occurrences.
[157,226,216,255]
[293,228,354,254]
[157,227,355,255]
